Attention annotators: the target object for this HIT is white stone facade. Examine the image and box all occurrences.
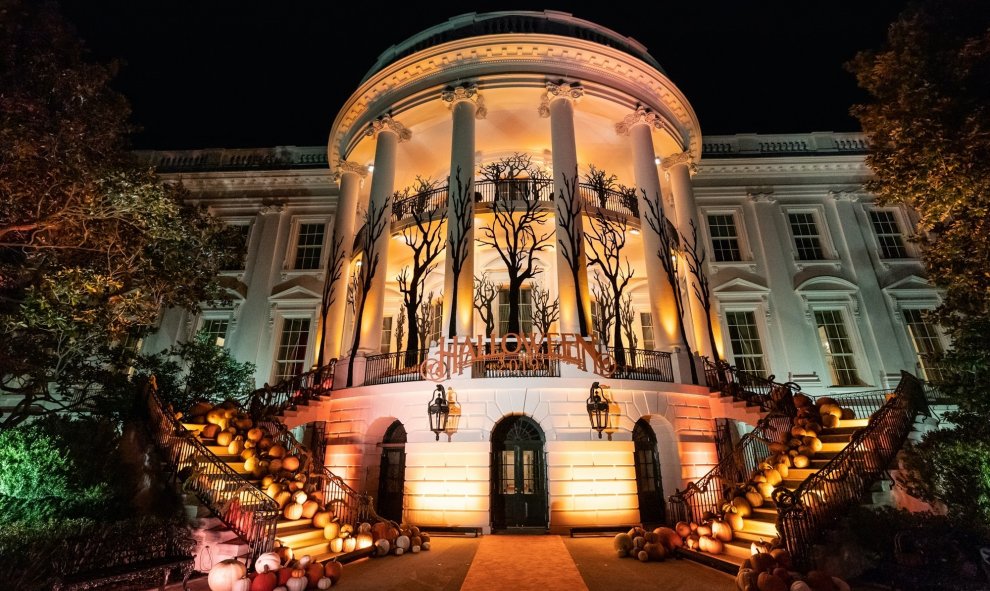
[138,11,943,532]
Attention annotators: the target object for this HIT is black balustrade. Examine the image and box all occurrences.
[364,349,429,385]
[607,347,674,382]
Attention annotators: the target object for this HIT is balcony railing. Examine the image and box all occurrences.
[390,179,644,221]
[248,360,336,419]
[363,349,428,386]
[472,342,561,378]
[607,347,674,382]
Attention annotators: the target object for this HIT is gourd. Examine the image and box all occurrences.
[712,519,733,542]
[685,534,700,550]
[637,550,649,562]
[217,431,234,447]
[654,527,681,550]
[283,502,304,520]
[301,500,320,519]
[324,560,343,583]
[227,436,245,455]
[757,572,787,591]
[358,522,373,534]
[254,552,281,573]
[250,569,278,591]
[268,444,287,459]
[285,575,308,591]
[698,535,723,554]
[324,522,341,540]
[343,536,357,552]
[282,455,300,472]
[306,563,324,587]
[696,525,712,538]
[726,511,745,532]
[792,455,810,469]
[201,424,222,439]
[674,521,692,537]
[329,537,344,553]
[613,533,633,557]
[313,511,334,528]
[395,535,411,550]
[375,539,390,556]
[247,427,265,441]
[643,542,666,561]
[292,491,308,505]
[731,496,753,517]
[789,583,812,591]
[751,539,773,555]
[745,489,764,508]
[355,532,374,549]
[232,578,252,591]
[207,558,247,591]
[317,577,333,589]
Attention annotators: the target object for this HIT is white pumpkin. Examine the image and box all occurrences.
[395,535,411,549]
[286,576,308,591]
[789,582,812,591]
[207,558,247,591]
[254,551,281,573]
[317,577,334,589]
[422,541,431,551]
[231,578,251,591]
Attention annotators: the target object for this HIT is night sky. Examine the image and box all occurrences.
[59,1,909,150]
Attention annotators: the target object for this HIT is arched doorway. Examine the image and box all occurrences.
[377,420,406,523]
[491,415,548,531]
[633,418,665,526]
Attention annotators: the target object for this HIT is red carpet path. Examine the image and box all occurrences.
[459,535,589,591]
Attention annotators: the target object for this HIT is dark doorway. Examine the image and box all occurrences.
[491,415,548,531]
[633,418,665,526]
[377,420,406,523]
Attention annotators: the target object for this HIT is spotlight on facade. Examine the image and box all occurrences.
[586,381,610,440]
[427,384,450,441]
[654,156,661,166]
[367,164,375,172]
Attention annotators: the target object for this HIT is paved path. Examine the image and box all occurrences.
[167,535,734,591]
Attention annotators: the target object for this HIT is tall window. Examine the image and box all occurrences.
[869,211,907,259]
[200,318,229,347]
[380,317,393,354]
[814,310,860,386]
[222,224,251,271]
[590,300,605,344]
[902,309,945,382]
[640,313,655,351]
[788,212,824,260]
[429,300,442,347]
[725,311,767,377]
[293,223,325,270]
[498,288,533,335]
[707,214,742,262]
[274,318,311,381]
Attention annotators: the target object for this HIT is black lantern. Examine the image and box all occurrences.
[587,381,610,439]
[427,384,450,441]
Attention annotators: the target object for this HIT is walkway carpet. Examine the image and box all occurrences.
[459,535,589,591]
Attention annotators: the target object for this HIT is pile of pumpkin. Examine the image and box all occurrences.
[206,552,343,591]
[612,526,684,562]
[735,541,850,591]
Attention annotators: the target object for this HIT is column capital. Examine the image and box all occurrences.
[538,80,585,118]
[258,204,285,216]
[332,160,370,182]
[441,84,487,119]
[365,114,412,142]
[615,106,663,135]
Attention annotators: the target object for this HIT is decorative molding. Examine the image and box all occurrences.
[538,80,585,117]
[334,160,370,181]
[258,204,285,216]
[828,189,865,202]
[441,84,487,119]
[746,189,777,204]
[365,114,412,142]
[614,106,664,135]
[661,151,693,170]
[695,160,870,178]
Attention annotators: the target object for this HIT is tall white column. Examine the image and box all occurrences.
[321,162,366,361]
[358,115,409,354]
[442,85,485,339]
[665,153,713,359]
[541,82,592,336]
[616,107,679,350]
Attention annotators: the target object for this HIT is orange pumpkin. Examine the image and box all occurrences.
[324,560,342,584]
[283,502,304,520]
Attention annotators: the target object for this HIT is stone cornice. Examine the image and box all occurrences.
[334,160,369,180]
[538,80,585,118]
[328,33,701,166]
[441,84,487,119]
[364,114,412,142]
[694,156,871,180]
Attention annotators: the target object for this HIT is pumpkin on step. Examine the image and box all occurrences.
[726,511,745,532]
[675,521,692,537]
[217,431,235,447]
[324,522,341,540]
[712,519,733,542]
[254,552,282,573]
[207,558,247,591]
[698,535,723,554]
[731,496,753,517]
[313,511,333,529]
[283,502,304,520]
[301,500,320,519]
[329,537,344,553]
[324,560,343,584]
[282,455,300,472]
[355,532,374,549]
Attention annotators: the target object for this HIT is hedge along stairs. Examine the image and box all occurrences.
[668,366,928,577]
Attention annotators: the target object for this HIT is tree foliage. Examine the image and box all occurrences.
[850,0,990,529]
[0,1,233,428]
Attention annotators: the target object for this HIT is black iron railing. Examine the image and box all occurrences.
[146,381,278,565]
[391,185,449,221]
[810,389,891,419]
[472,346,562,378]
[704,358,799,416]
[774,372,924,570]
[666,415,788,525]
[364,349,429,386]
[248,360,336,419]
[576,183,639,217]
[608,347,674,382]
[474,178,555,203]
[311,467,381,528]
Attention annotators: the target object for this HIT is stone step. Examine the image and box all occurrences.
[749,507,777,522]
[787,468,817,480]
[677,547,743,573]
[276,525,327,547]
[291,540,332,560]
[818,433,854,443]
[836,418,869,429]
[277,518,316,531]
[733,528,777,544]
[819,442,847,453]
[735,518,777,537]
[722,539,755,561]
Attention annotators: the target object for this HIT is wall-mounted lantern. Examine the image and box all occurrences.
[427,384,450,441]
[587,381,610,440]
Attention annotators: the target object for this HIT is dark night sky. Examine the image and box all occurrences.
[59,1,909,150]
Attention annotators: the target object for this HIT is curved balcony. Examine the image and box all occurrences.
[390,179,640,222]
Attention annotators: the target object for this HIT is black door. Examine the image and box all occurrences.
[377,421,406,523]
[491,416,548,530]
[633,418,665,526]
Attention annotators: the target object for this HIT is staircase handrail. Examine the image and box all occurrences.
[311,466,385,528]
[248,359,336,420]
[704,358,799,416]
[145,379,278,565]
[667,414,791,524]
[773,371,923,569]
